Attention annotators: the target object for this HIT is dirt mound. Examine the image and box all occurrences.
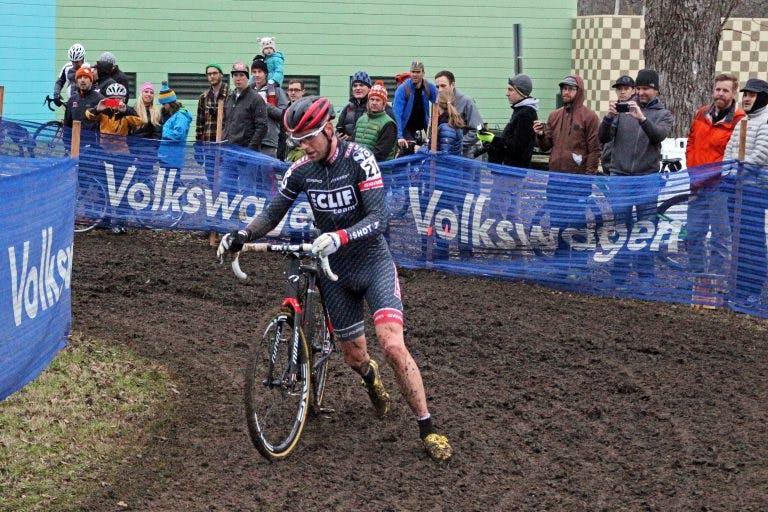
[72,230,767,511]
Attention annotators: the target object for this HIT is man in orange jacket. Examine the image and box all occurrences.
[685,72,745,279]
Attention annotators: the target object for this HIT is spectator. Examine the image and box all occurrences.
[600,75,636,173]
[132,82,162,140]
[434,70,483,157]
[424,90,466,261]
[477,73,538,168]
[84,82,143,234]
[93,52,130,99]
[599,69,674,176]
[598,68,674,285]
[724,78,768,165]
[534,74,600,174]
[157,82,192,171]
[337,71,395,141]
[257,36,285,86]
[281,79,306,161]
[724,78,768,302]
[251,57,289,159]
[195,63,230,187]
[353,81,397,162]
[393,61,438,153]
[196,63,229,143]
[221,62,268,192]
[685,72,745,289]
[53,43,88,105]
[63,66,103,145]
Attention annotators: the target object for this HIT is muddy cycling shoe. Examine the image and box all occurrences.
[423,433,453,462]
[361,359,391,418]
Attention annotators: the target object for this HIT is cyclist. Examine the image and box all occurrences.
[53,43,89,106]
[217,96,453,462]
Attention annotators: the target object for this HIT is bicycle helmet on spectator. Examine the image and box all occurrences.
[68,43,86,62]
[104,82,127,98]
[283,96,334,135]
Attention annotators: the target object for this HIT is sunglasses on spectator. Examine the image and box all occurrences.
[289,123,326,143]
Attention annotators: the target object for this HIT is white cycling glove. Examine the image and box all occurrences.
[217,230,249,260]
[311,231,345,257]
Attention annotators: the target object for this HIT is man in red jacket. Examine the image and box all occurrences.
[685,72,745,286]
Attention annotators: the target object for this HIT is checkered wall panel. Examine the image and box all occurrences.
[572,16,768,116]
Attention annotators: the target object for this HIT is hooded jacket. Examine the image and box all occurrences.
[536,75,600,174]
[159,107,193,169]
[723,105,768,167]
[452,89,483,156]
[598,95,674,175]
[487,97,538,167]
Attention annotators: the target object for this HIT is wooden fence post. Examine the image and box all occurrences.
[70,121,81,158]
[208,98,225,247]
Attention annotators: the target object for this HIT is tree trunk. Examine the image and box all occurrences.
[644,0,739,136]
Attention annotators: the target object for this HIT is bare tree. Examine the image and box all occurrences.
[644,0,741,136]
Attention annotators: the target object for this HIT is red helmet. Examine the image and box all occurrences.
[283,96,334,134]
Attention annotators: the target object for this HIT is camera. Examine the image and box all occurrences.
[103,98,120,108]
[616,102,630,113]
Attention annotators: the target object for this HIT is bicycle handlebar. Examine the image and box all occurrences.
[44,95,59,111]
[231,242,338,282]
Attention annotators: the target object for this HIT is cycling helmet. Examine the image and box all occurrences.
[104,82,127,98]
[283,96,334,134]
[68,43,86,62]
[351,70,371,88]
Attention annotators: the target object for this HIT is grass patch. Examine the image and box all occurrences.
[0,332,173,511]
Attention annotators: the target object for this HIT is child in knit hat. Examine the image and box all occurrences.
[257,36,285,86]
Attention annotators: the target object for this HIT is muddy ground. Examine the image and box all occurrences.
[71,229,767,511]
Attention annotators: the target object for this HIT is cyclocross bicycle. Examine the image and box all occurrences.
[228,241,338,461]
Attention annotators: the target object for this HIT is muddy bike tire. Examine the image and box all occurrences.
[32,121,66,156]
[244,307,311,461]
[655,193,690,270]
[75,175,107,233]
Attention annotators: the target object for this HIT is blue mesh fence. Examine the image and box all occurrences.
[2,117,767,320]
[1,152,76,400]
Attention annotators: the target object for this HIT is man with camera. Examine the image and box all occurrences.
[600,75,636,172]
[598,68,674,285]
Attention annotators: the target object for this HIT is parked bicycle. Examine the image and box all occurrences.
[227,241,338,461]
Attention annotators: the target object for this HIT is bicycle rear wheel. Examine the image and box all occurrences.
[32,121,66,157]
[245,308,311,461]
[75,175,107,233]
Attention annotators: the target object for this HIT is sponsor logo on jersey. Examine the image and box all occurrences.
[308,186,358,212]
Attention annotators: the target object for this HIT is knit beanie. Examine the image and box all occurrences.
[508,74,533,97]
[141,81,154,93]
[259,37,276,52]
[369,80,388,102]
[352,70,372,88]
[635,69,660,90]
[206,63,223,74]
[251,56,268,74]
[75,66,93,81]
[158,81,177,104]
[98,51,116,65]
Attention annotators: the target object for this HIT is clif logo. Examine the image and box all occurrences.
[308,186,357,211]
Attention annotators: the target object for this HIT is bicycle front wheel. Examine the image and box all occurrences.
[32,121,66,157]
[245,308,311,461]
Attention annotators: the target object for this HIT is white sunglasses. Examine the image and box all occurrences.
[288,123,327,143]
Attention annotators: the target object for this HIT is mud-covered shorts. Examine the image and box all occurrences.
[318,244,403,342]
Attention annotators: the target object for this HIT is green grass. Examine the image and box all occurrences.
[0,332,173,512]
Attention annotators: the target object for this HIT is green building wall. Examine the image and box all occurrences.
[46,0,576,129]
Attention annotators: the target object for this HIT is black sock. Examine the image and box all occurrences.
[418,416,436,440]
[361,363,375,385]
